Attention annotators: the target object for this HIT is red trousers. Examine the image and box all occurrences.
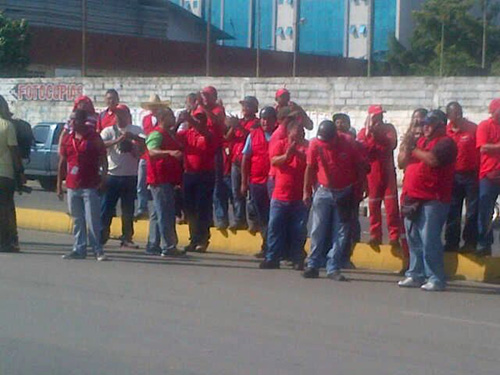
[367,169,400,242]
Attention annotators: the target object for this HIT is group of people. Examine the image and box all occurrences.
[2,86,500,292]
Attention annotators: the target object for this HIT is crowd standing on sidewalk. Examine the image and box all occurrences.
[1,85,500,292]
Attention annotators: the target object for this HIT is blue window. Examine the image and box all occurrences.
[192,0,198,8]
[276,27,284,37]
[359,25,367,35]
[285,27,293,37]
[349,25,357,35]
[287,0,294,4]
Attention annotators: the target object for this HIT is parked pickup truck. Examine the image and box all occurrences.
[24,122,64,191]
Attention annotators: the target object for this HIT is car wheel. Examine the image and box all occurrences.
[39,177,57,192]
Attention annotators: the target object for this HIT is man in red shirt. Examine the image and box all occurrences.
[177,111,217,253]
[57,109,108,260]
[97,89,120,132]
[259,120,309,270]
[136,94,171,219]
[444,102,479,252]
[398,110,457,291]
[226,96,260,230]
[302,120,363,281]
[145,108,185,257]
[476,98,500,256]
[358,105,400,248]
[241,106,277,258]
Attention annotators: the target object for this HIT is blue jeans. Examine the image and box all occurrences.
[231,164,247,226]
[308,186,352,274]
[266,199,308,264]
[183,172,215,246]
[340,201,361,266]
[214,175,232,229]
[67,188,103,256]
[445,172,478,248]
[478,178,500,251]
[147,183,178,252]
[249,183,270,252]
[101,175,137,244]
[136,158,149,214]
[404,200,449,286]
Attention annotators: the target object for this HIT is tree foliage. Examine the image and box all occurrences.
[0,12,30,77]
[387,0,500,76]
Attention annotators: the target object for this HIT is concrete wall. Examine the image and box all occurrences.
[2,76,498,134]
[347,0,370,59]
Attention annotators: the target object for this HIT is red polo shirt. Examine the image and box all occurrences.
[307,134,359,190]
[97,109,117,132]
[60,130,106,190]
[268,124,287,178]
[477,117,500,179]
[446,120,478,173]
[177,127,217,173]
[270,138,308,201]
[231,116,259,164]
[193,105,226,148]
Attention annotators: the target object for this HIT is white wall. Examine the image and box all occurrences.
[275,0,295,52]
[347,0,370,59]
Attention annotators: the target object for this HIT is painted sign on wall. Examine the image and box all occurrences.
[10,83,84,101]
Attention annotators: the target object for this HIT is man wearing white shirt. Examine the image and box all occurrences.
[100,105,145,248]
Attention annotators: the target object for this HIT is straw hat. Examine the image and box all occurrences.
[140,94,171,110]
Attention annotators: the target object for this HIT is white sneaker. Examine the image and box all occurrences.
[421,282,445,292]
[96,253,109,261]
[398,277,424,288]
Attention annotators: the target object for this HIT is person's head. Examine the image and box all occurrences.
[422,109,447,138]
[115,104,132,128]
[275,88,290,107]
[0,95,13,120]
[287,120,305,143]
[277,106,299,127]
[201,86,218,107]
[317,120,337,142]
[332,113,351,133]
[446,101,463,123]
[368,105,385,125]
[156,108,176,130]
[489,99,500,123]
[73,95,96,115]
[105,89,120,110]
[259,106,277,133]
[186,93,198,111]
[239,96,259,118]
[408,108,427,140]
[72,109,90,134]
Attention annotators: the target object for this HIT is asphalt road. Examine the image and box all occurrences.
[1,229,500,375]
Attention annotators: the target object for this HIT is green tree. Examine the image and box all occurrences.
[0,12,30,77]
[387,0,500,76]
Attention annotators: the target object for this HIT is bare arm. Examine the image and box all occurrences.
[56,153,66,200]
[302,165,315,206]
[480,143,500,154]
[412,148,439,168]
[149,148,182,160]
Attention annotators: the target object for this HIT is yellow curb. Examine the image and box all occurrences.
[16,208,500,282]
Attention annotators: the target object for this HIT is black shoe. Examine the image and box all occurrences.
[161,248,187,257]
[145,247,162,256]
[369,238,381,248]
[302,267,319,278]
[134,212,149,221]
[194,244,208,253]
[293,260,305,271]
[229,223,248,233]
[474,248,492,257]
[389,240,401,249]
[62,251,86,260]
[259,260,280,269]
[327,271,347,282]
[444,244,458,252]
[459,243,476,254]
[184,243,197,252]
[342,261,356,270]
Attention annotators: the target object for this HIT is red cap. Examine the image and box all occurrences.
[202,86,218,99]
[368,105,385,115]
[275,88,290,98]
[489,98,500,114]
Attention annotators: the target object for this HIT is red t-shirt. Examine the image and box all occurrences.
[270,138,308,201]
[60,131,106,190]
[231,117,259,164]
[307,135,359,190]
[177,127,217,173]
[357,123,397,177]
[193,105,226,149]
[446,120,478,173]
[97,109,117,132]
[477,117,500,179]
[268,124,287,177]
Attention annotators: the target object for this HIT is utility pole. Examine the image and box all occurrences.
[81,0,87,77]
[292,0,300,77]
[206,0,212,77]
[256,0,261,77]
[366,0,373,77]
[482,0,488,69]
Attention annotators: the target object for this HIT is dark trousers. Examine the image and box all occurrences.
[478,178,500,251]
[184,172,215,246]
[231,164,247,226]
[214,175,232,228]
[444,172,479,249]
[101,175,137,244]
[0,177,18,251]
[249,183,270,252]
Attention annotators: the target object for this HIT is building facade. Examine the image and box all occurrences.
[172,0,426,59]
